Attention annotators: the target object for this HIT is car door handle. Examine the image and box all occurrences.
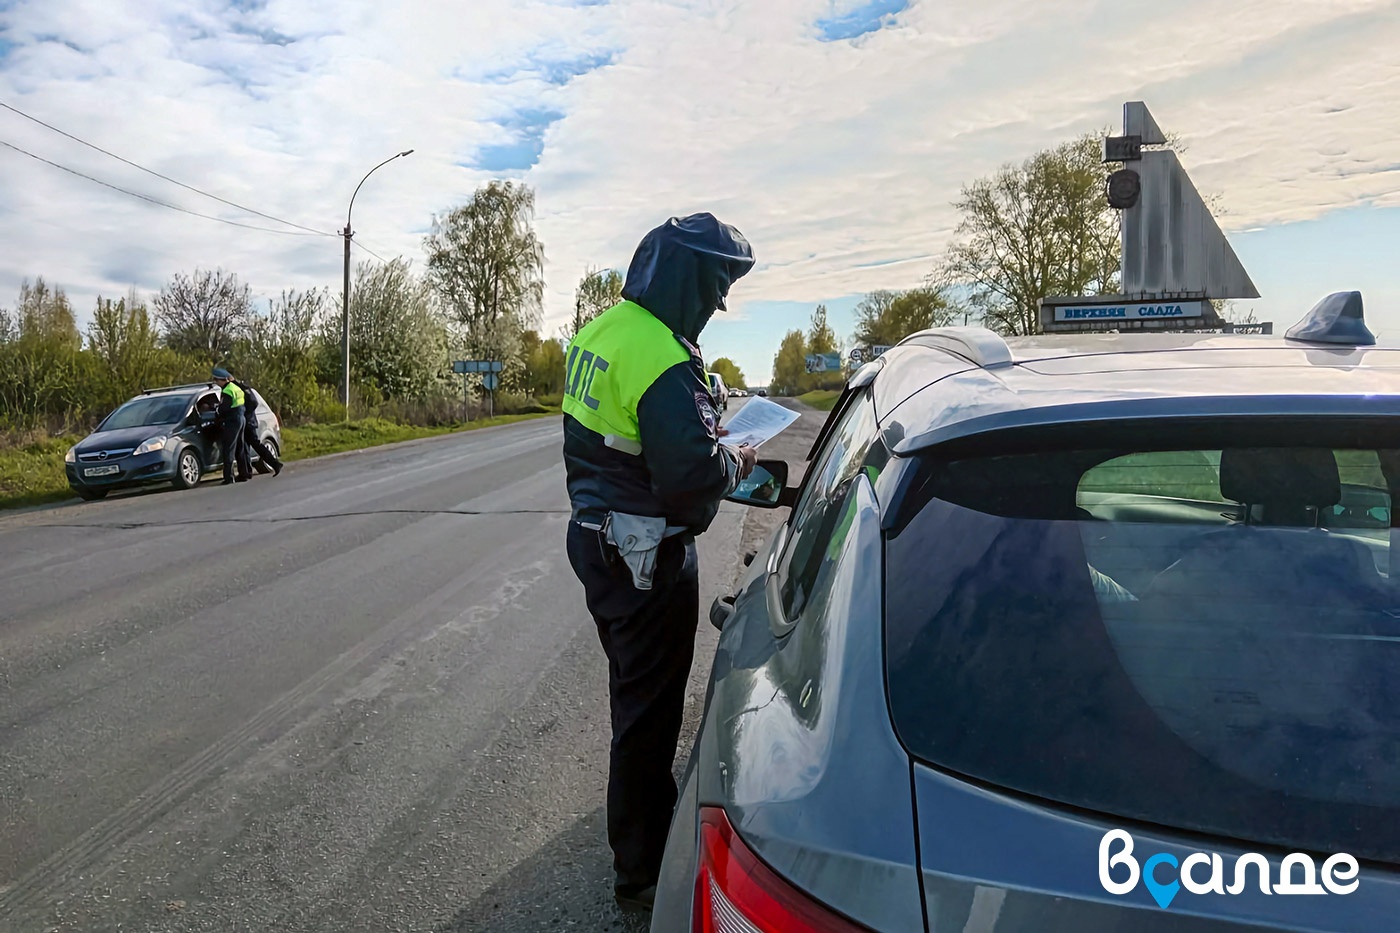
[709,594,736,631]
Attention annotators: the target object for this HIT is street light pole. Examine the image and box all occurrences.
[342,149,413,420]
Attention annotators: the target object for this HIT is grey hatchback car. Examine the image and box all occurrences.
[653,293,1400,931]
[65,383,282,500]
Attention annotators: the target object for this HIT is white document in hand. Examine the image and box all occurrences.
[719,396,802,448]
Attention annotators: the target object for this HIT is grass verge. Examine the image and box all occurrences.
[0,436,73,510]
[796,390,841,411]
[0,410,558,511]
[279,412,556,461]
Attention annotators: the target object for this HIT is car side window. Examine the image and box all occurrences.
[777,391,879,621]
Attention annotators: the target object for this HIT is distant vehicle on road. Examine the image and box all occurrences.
[65,383,282,500]
[706,371,729,411]
[730,388,747,398]
[752,386,768,397]
[654,294,1400,932]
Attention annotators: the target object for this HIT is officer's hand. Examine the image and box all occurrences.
[735,444,758,480]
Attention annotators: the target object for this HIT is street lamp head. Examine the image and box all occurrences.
[399,149,414,157]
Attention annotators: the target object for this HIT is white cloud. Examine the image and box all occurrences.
[0,0,1397,347]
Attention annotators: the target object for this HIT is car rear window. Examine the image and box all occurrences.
[885,433,1400,863]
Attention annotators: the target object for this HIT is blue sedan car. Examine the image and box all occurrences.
[653,293,1400,932]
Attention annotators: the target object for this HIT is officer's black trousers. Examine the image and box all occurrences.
[566,522,699,889]
[220,409,247,482]
[243,411,280,470]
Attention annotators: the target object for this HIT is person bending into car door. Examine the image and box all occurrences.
[211,367,250,485]
[561,213,758,912]
[233,377,283,476]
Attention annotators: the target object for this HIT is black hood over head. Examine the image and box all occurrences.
[621,213,755,344]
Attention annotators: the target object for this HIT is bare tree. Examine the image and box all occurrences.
[424,181,544,362]
[153,268,252,361]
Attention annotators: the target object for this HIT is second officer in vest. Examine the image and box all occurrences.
[562,213,757,911]
[211,367,250,485]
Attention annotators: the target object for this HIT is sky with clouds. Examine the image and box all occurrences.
[1,0,1399,384]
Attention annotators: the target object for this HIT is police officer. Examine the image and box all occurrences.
[562,213,757,911]
[211,367,250,485]
[232,377,283,476]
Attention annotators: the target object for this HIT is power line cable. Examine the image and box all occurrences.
[0,138,328,237]
[351,239,391,263]
[0,99,334,235]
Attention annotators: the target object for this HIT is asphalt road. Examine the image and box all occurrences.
[0,401,820,933]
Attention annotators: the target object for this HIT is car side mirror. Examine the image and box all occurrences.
[727,459,794,509]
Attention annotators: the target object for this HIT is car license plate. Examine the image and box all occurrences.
[84,464,119,477]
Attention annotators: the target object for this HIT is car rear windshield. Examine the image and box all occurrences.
[101,395,190,430]
[885,426,1400,863]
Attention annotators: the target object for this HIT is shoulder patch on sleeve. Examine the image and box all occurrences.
[694,391,718,438]
[674,333,704,364]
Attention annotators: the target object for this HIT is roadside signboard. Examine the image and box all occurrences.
[805,352,841,373]
[1050,299,1211,324]
[1038,295,1220,333]
[453,360,503,418]
[453,360,503,374]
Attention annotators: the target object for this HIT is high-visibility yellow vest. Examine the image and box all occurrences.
[563,301,691,455]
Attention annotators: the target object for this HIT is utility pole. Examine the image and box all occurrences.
[342,224,352,419]
[341,149,414,421]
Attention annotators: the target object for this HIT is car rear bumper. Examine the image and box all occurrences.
[66,449,179,491]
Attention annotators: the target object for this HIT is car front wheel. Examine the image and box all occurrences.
[172,447,202,490]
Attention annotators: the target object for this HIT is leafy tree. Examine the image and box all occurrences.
[770,329,808,396]
[235,288,329,419]
[710,357,745,390]
[853,287,954,348]
[0,278,92,429]
[154,268,252,361]
[425,181,544,362]
[87,289,167,405]
[323,259,447,402]
[800,303,846,390]
[568,267,623,340]
[17,277,80,349]
[939,132,1118,336]
[518,329,568,398]
[807,304,838,356]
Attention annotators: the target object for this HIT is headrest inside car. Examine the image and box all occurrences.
[1219,447,1340,507]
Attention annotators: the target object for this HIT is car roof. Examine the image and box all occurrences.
[130,383,217,400]
[871,329,1400,454]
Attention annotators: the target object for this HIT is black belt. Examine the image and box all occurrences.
[572,509,608,529]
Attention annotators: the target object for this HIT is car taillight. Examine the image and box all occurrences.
[694,807,870,933]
